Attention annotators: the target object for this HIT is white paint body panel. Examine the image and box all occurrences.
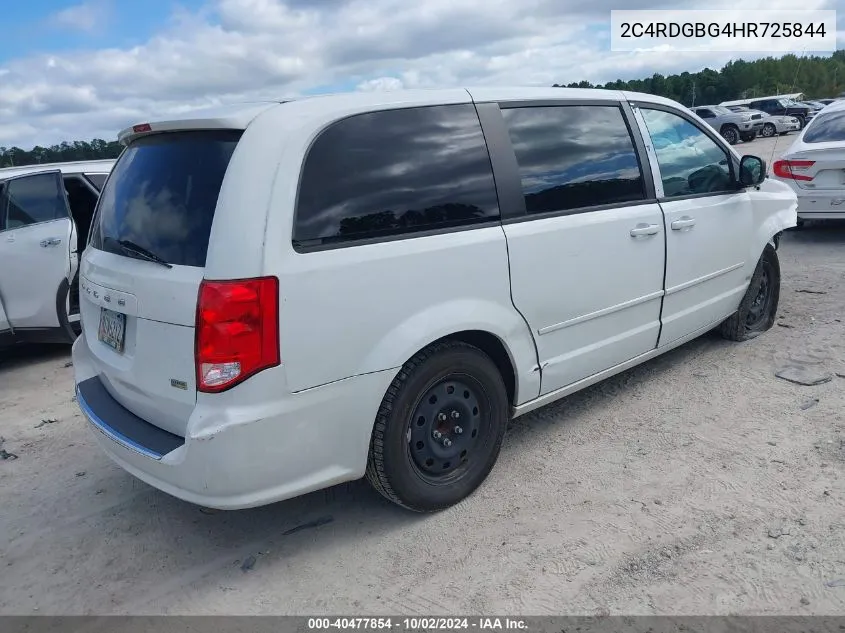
[503,204,665,394]
[657,192,753,345]
[78,253,202,436]
[0,217,73,329]
[71,88,797,510]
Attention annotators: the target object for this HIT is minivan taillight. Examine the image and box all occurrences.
[195,277,280,393]
[772,159,815,181]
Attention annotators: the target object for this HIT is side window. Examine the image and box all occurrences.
[640,108,734,198]
[0,172,68,231]
[500,105,646,215]
[294,104,499,246]
[696,109,714,119]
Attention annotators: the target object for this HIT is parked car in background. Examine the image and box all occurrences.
[691,105,763,144]
[746,98,814,130]
[72,88,796,512]
[816,99,838,106]
[772,99,845,225]
[800,100,827,112]
[0,159,113,347]
[725,106,800,137]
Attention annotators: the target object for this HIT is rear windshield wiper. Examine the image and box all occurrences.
[108,238,173,269]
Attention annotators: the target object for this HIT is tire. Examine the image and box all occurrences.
[740,132,757,142]
[795,115,806,130]
[366,340,509,512]
[718,246,780,342]
[56,279,78,344]
[721,125,739,145]
[761,123,776,138]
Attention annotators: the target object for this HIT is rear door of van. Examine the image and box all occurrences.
[79,131,242,436]
[0,171,75,333]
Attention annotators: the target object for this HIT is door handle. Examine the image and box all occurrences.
[630,223,661,237]
[40,237,62,247]
[671,217,696,231]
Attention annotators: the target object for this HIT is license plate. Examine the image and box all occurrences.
[98,308,126,353]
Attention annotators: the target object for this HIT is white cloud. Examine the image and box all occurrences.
[0,0,841,148]
[49,0,112,34]
[357,77,405,92]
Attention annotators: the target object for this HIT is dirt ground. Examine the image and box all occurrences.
[1,134,844,616]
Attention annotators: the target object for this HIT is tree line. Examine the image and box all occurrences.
[3,51,844,169]
[554,51,845,107]
[0,139,122,169]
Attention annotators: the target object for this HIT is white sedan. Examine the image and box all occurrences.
[758,113,802,138]
[772,100,845,222]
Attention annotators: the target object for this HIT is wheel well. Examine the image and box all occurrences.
[434,330,517,406]
[720,123,738,132]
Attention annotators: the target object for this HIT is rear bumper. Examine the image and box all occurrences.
[795,191,845,219]
[72,335,396,509]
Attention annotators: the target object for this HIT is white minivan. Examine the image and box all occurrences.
[72,89,797,512]
[1,160,114,346]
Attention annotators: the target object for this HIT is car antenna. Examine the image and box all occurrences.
[769,47,808,171]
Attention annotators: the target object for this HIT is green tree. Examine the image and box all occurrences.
[555,51,845,106]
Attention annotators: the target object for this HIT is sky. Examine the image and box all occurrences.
[0,0,842,149]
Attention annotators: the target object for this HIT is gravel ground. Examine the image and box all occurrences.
[1,134,844,616]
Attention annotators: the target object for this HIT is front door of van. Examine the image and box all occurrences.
[635,106,753,346]
[490,103,666,395]
[0,171,74,331]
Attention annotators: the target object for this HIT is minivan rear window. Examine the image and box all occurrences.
[90,130,242,267]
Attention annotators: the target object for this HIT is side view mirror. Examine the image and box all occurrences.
[739,155,766,187]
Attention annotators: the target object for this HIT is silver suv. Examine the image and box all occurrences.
[692,105,764,145]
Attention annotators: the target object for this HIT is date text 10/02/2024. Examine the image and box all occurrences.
[307,618,528,630]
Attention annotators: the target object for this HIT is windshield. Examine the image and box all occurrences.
[90,130,242,267]
[803,110,845,143]
[777,99,792,108]
[711,106,733,115]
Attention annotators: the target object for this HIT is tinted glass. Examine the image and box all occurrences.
[0,172,68,231]
[501,106,645,214]
[803,110,845,143]
[90,131,241,267]
[640,109,733,198]
[295,104,498,245]
[85,173,108,191]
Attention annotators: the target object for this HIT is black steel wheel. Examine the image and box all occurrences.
[408,376,488,482]
[718,246,781,342]
[744,257,775,331]
[366,340,508,512]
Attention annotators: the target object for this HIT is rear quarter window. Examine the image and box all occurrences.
[803,110,845,143]
[90,130,242,267]
[294,104,499,248]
